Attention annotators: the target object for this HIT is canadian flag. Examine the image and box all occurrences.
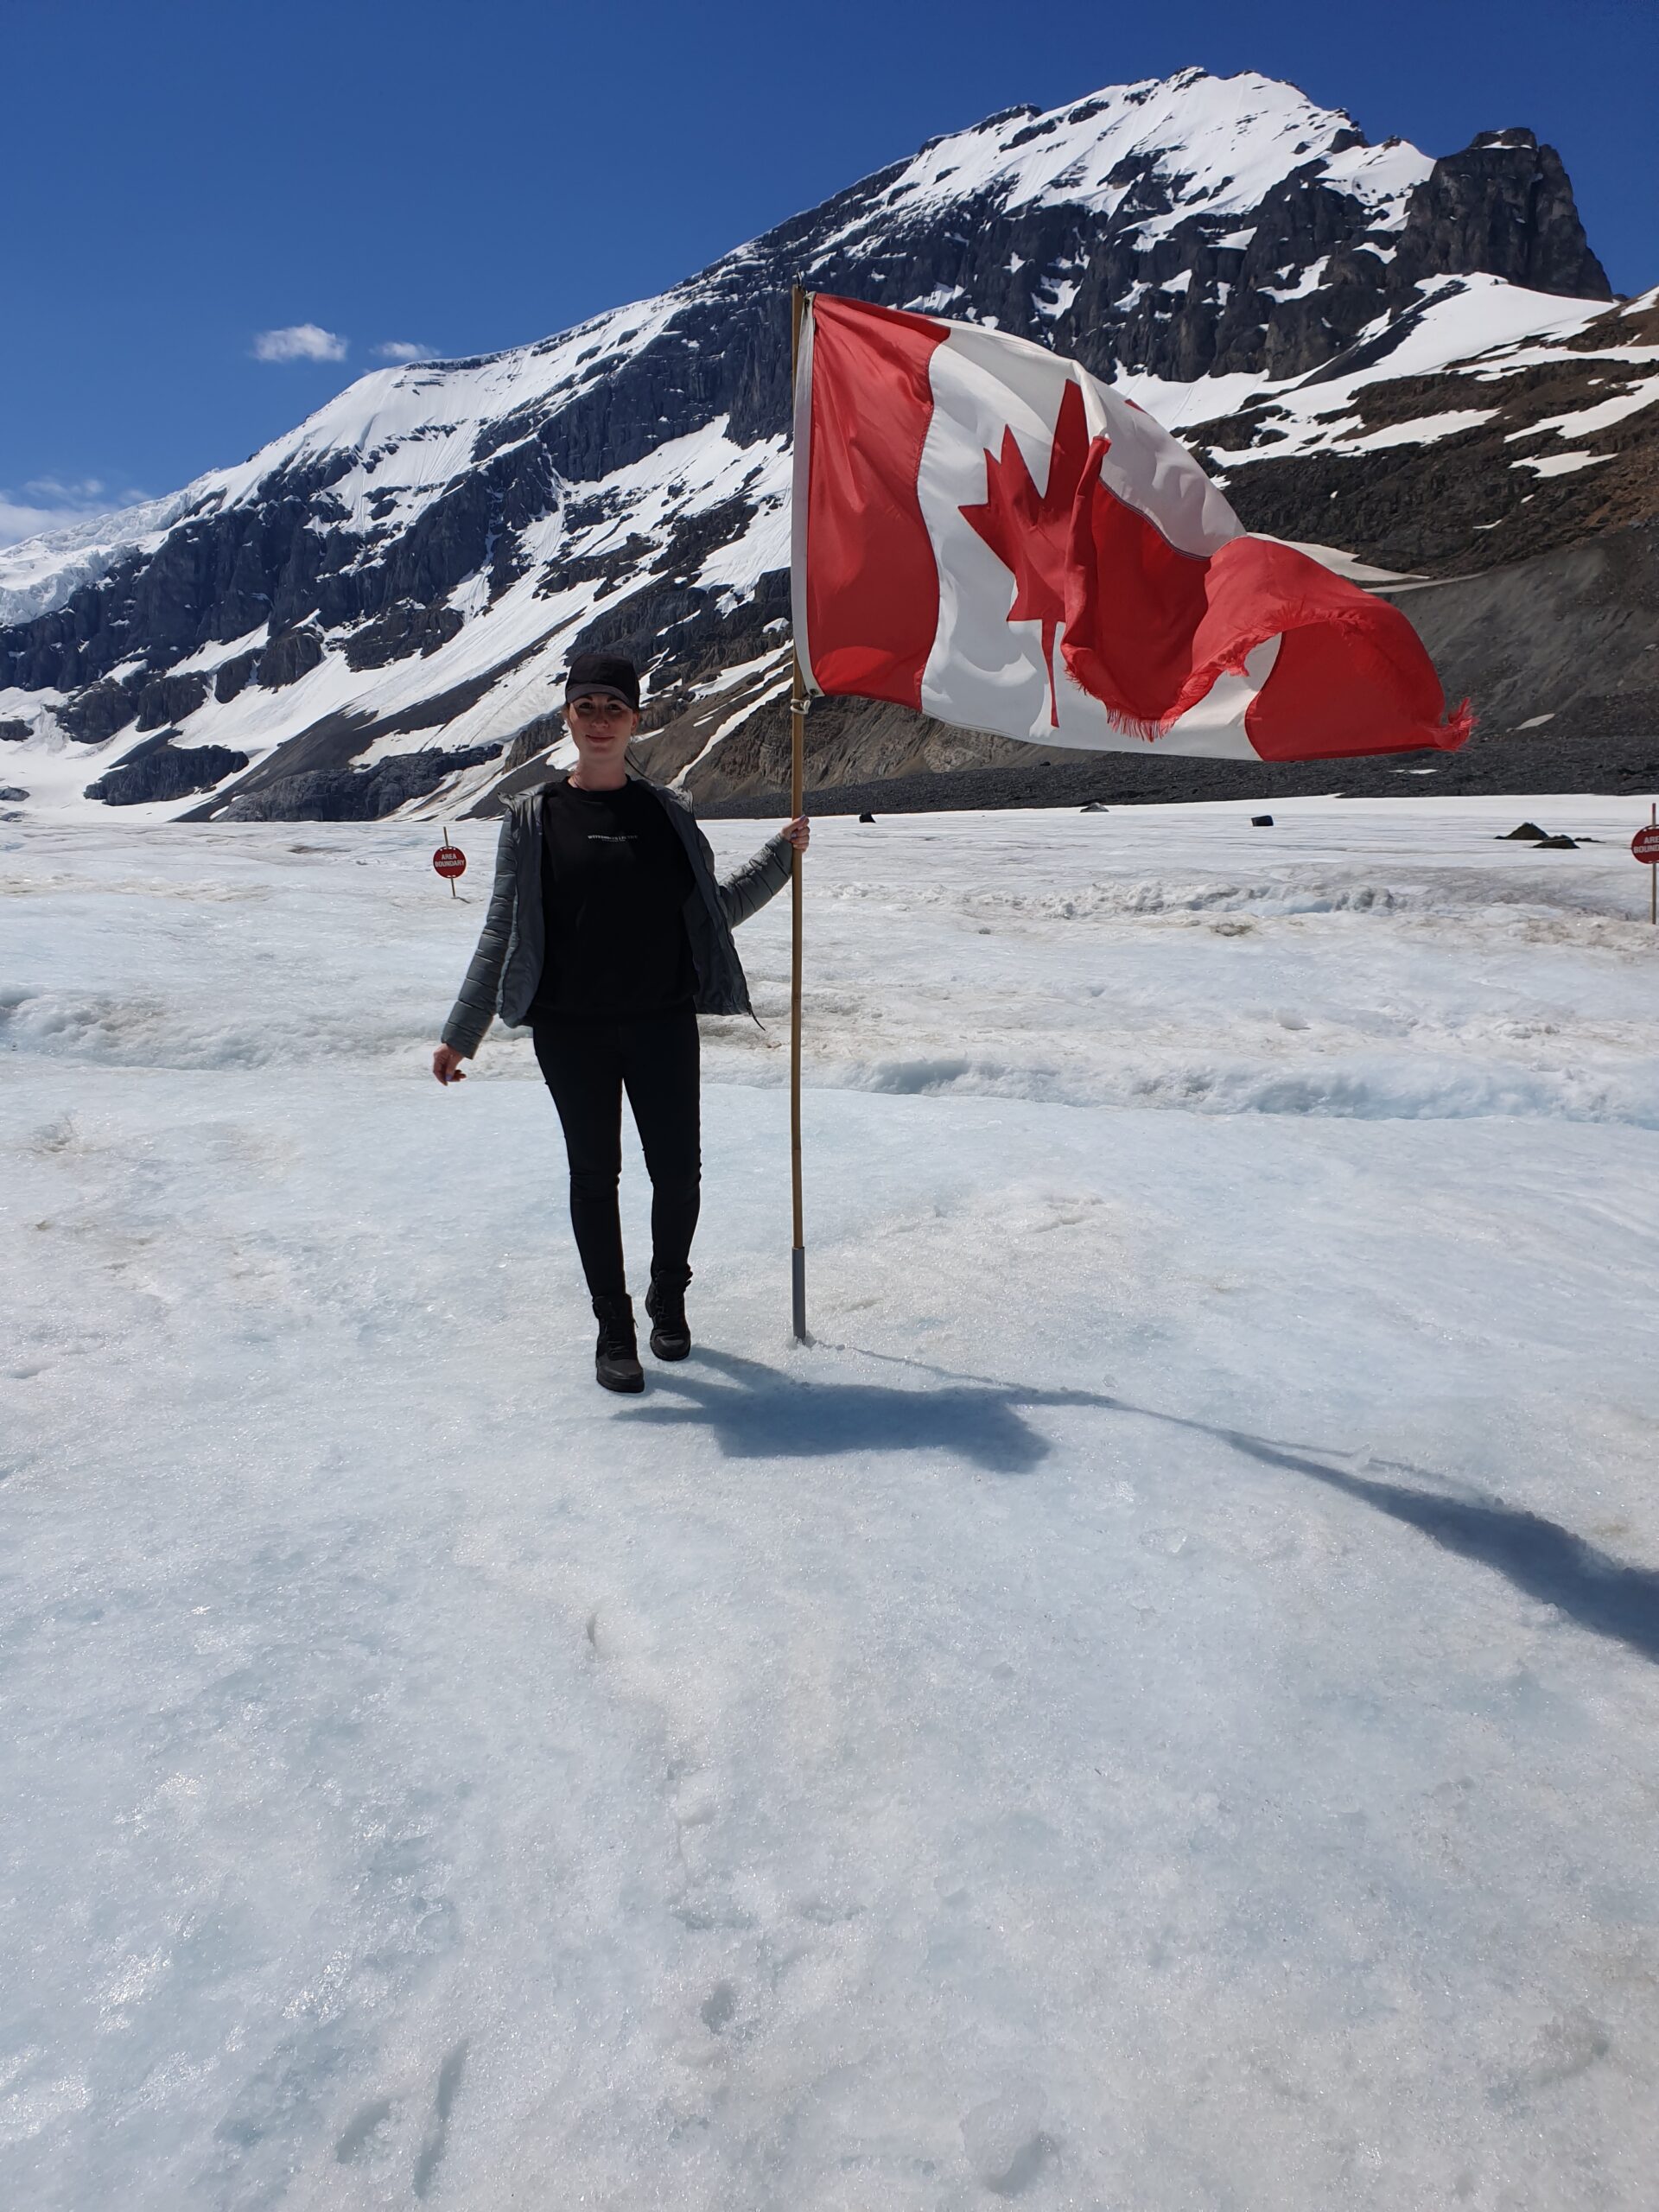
[790,292,1473,761]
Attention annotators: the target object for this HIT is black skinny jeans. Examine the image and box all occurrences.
[531,1007,701,1300]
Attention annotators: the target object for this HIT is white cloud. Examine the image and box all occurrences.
[373,340,431,363]
[0,480,149,550]
[252,323,348,364]
[24,474,105,500]
[0,497,73,548]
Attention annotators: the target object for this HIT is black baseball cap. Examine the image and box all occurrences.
[564,652,640,711]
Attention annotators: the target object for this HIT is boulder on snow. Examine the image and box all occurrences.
[344,598,466,671]
[502,715,562,772]
[1499,821,1550,839]
[257,627,325,690]
[56,677,143,744]
[219,742,504,822]
[86,741,251,806]
[136,671,211,730]
[215,651,260,703]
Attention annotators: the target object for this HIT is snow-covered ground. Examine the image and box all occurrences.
[4,795,1658,2209]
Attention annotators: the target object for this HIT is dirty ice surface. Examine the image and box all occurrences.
[3,795,1658,2209]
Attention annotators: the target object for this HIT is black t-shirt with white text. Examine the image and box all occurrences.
[530,779,696,1020]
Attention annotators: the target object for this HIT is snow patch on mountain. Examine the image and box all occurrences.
[1189,277,1611,472]
[1520,382,1659,442]
[1514,449,1613,477]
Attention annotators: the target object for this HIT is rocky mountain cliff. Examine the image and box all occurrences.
[2,66,1650,825]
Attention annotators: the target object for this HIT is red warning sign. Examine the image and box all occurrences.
[433,843,467,880]
[1632,825,1659,865]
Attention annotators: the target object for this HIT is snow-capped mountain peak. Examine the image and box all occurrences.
[842,67,1427,246]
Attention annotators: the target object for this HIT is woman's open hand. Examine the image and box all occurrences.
[431,1045,468,1085]
[782,815,810,853]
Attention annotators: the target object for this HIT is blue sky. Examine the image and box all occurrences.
[3,0,1654,547]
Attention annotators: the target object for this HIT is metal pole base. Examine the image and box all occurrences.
[791,1245,808,1343]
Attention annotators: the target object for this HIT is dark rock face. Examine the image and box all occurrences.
[56,677,143,743]
[1390,133,1610,301]
[258,627,325,689]
[0,720,31,741]
[500,715,562,771]
[215,650,259,702]
[136,670,210,730]
[219,742,503,822]
[85,738,251,805]
[1383,517,1659,735]
[345,598,466,670]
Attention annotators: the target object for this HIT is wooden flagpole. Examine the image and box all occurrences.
[789,283,809,1342]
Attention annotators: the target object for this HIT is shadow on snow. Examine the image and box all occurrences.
[630,1346,1659,1666]
[628,1348,1052,1475]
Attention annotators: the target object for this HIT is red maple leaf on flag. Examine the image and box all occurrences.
[959,377,1096,727]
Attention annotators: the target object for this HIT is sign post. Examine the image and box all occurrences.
[788,283,810,1344]
[1633,806,1659,925]
[433,830,467,899]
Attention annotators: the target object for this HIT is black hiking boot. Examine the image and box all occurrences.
[645,1267,692,1361]
[592,1293,644,1393]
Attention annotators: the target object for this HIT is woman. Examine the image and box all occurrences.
[432,652,809,1393]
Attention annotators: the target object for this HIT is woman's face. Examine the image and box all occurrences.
[566,692,639,762]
